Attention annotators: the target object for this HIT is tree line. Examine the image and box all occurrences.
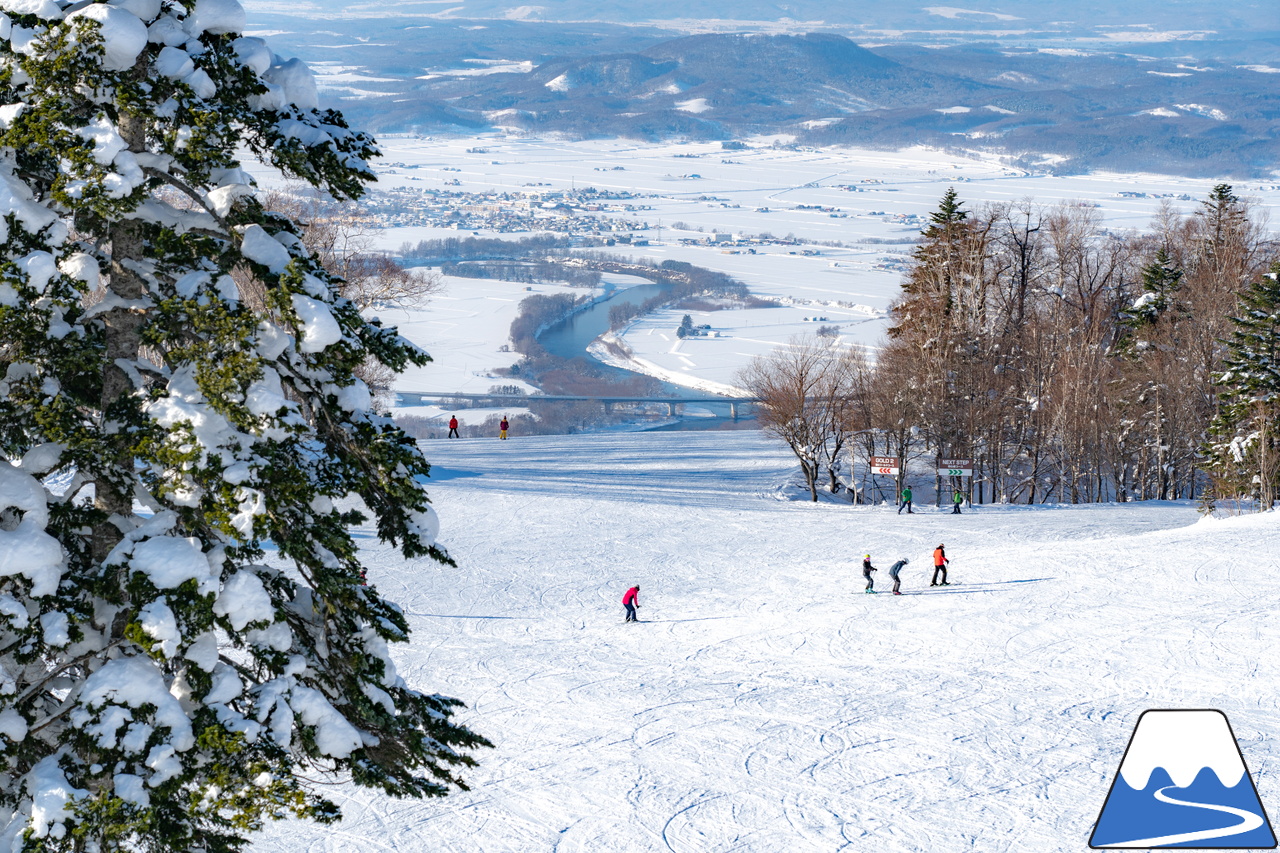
[441,259,603,287]
[399,233,597,261]
[607,262,750,329]
[741,185,1280,507]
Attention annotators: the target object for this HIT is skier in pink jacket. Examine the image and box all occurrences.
[622,585,640,623]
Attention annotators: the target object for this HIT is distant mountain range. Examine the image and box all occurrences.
[410,33,1003,139]
[246,8,1280,177]
[245,0,1278,38]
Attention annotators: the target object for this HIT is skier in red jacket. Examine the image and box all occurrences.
[447,415,459,438]
[622,585,640,623]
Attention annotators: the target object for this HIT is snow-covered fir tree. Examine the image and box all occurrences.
[0,0,488,849]
[1206,263,1280,509]
[1119,247,1185,341]
[899,186,968,316]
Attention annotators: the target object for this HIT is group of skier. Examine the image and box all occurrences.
[898,486,965,514]
[445,415,511,439]
[860,544,951,595]
[620,482,971,621]
[622,543,954,620]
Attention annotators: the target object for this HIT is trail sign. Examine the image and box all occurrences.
[870,456,900,476]
[937,458,972,477]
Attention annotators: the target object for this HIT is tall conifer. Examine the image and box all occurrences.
[0,1,486,849]
[1206,263,1280,508]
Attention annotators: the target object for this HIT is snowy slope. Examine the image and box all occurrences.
[249,430,1280,852]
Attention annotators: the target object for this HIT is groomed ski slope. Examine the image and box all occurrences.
[250,430,1280,853]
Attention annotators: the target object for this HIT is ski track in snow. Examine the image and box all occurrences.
[249,431,1280,852]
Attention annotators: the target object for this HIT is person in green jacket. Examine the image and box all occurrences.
[952,489,964,514]
[898,485,913,514]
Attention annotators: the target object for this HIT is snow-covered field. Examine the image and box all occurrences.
[386,271,653,396]
[383,273,572,394]
[353,137,1280,396]
[250,430,1280,852]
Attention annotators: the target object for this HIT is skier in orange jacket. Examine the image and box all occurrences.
[931,544,950,586]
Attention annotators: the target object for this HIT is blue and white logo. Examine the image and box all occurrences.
[1091,709,1276,849]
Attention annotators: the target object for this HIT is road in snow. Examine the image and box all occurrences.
[250,430,1280,852]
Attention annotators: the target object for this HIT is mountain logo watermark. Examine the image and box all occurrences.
[1091,709,1276,849]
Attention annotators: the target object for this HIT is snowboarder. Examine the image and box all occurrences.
[862,554,877,593]
[952,489,963,514]
[448,415,460,438]
[888,557,909,595]
[931,544,950,586]
[623,585,640,622]
[899,485,913,514]
[499,416,509,440]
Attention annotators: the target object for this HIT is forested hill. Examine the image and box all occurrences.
[433,33,998,138]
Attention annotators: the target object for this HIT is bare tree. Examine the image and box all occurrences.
[259,186,444,309]
[738,336,861,501]
[816,344,872,494]
[865,340,929,502]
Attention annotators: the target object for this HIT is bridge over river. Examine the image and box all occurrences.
[398,391,759,420]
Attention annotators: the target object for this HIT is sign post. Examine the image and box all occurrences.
[870,456,900,477]
[937,458,972,508]
[936,458,973,478]
[871,456,902,507]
